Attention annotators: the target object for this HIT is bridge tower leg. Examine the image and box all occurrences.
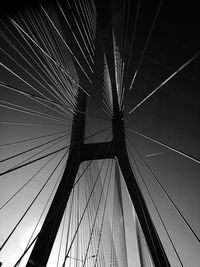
[26,89,87,267]
[26,84,170,266]
[111,84,171,267]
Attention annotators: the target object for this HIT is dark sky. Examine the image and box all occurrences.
[93,0,200,158]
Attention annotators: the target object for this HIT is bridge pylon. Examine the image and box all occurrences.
[26,84,170,267]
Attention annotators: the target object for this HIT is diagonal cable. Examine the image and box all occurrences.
[126,134,200,246]
[128,51,200,116]
[127,128,200,164]
[0,148,68,251]
[129,0,164,90]
[0,126,111,177]
[126,137,184,266]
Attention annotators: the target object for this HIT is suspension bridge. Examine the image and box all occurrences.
[0,0,200,266]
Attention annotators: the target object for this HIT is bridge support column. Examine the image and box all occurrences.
[111,83,170,267]
[26,89,87,267]
[26,82,171,267]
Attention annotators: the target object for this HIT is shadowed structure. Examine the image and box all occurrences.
[26,80,170,266]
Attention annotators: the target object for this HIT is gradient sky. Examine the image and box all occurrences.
[0,0,200,266]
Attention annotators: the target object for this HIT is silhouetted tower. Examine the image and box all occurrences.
[26,81,170,266]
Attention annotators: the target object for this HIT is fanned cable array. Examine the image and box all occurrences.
[110,164,128,267]
[0,0,200,266]
[112,31,124,111]
[102,53,113,117]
